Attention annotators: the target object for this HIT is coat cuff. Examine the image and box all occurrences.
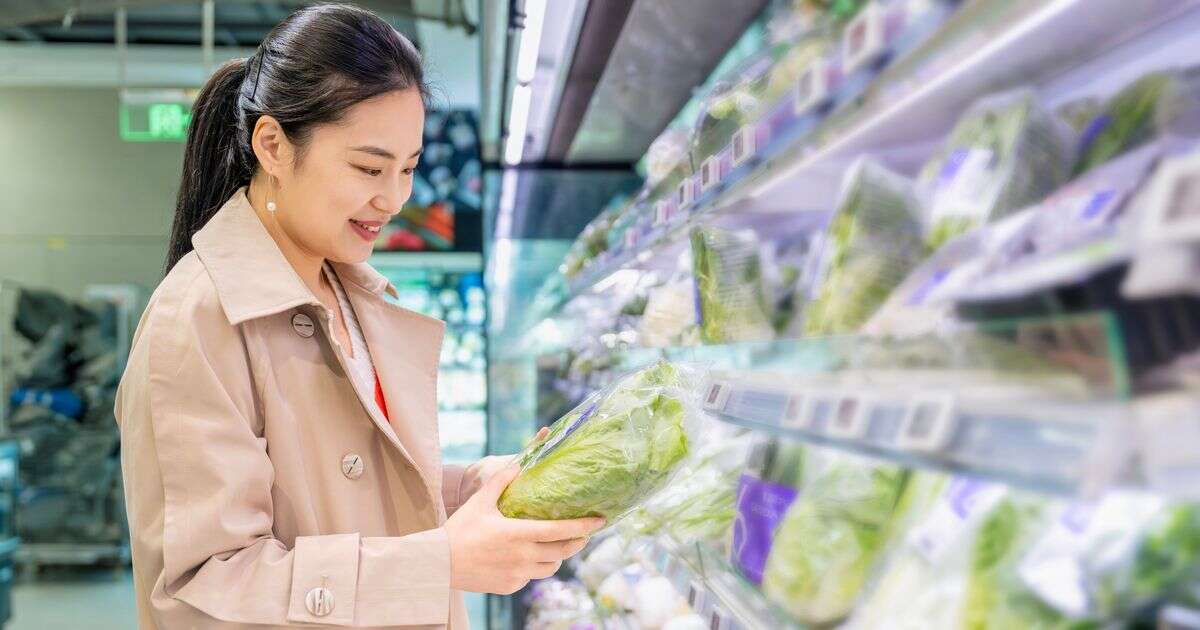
[287,533,361,625]
[442,464,468,515]
[356,528,451,627]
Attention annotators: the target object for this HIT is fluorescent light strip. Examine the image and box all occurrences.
[504,83,532,165]
[515,0,547,84]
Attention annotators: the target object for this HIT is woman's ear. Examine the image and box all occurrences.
[250,115,294,178]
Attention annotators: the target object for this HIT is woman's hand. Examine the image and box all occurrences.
[444,465,604,595]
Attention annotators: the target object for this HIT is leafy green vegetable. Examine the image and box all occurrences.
[1074,73,1172,176]
[760,459,910,624]
[803,160,925,335]
[918,92,1070,252]
[691,226,776,343]
[498,362,691,521]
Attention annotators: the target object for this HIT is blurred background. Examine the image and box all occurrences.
[3,0,1200,629]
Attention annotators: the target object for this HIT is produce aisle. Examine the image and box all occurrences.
[485,0,1200,628]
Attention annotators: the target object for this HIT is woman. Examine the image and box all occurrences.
[115,5,602,629]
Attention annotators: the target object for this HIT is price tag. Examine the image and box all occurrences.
[795,59,836,115]
[1145,151,1200,243]
[842,3,886,74]
[654,200,671,227]
[687,580,707,613]
[782,393,809,429]
[700,157,721,193]
[897,394,957,452]
[709,607,728,630]
[702,381,732,412]
[678,178,696,209]
[825,394,870,439]
[623,228,638,250]
[731,125,757,168]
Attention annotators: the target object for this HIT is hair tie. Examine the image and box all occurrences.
[249,48,267,102]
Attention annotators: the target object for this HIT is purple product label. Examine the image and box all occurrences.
[906,268,951,306]
[1059,503,1094,534]
[731,474,799,584]
[1078,189,1117,221]
[1078,114,1113,156]
[936,148,971,186]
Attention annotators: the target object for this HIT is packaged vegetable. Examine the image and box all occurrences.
[498,361,695,521]
[731,440,808,584]
[803,158,925,335]
[633,576,689,629]
[846,475,1008,630]
[639,279,700,348]
[760,456,910,624]
[918,89,1073,251]
[1074,67,1200,176]
[579,535,630,592]
[691,226,777,343]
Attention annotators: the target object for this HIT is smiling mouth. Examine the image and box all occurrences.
[350,219,382,234]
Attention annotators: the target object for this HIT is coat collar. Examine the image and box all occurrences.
[192,188,397,326]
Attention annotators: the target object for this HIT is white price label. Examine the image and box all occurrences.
[678,178,695,209]
[782,393,809,429]
[702,381,731,412]
[842,3,886,74]
[1146,151,1200,244]
[709,608,727,630]
[795,60,834,115]
[688,581,707,612]
[654,200,671,226]
[731,125,757,167]
[897,394,957,452]
[700,157,721,193]
[826,395,870,439]
[624,228,638,250]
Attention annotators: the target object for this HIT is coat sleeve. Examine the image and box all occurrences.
[127,269,451,627]
[441,463,486,516]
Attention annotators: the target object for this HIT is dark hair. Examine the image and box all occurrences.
[165,3,428,272]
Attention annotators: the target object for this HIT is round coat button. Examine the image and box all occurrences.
[305,587,334,617]
[292,313,315,338]
[341,453,364,480]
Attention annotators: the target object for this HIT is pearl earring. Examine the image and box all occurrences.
[266,175,278,212]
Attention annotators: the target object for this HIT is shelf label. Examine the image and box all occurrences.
[623,228,639,250]
[731,125,757,167]
[782,393,808,429]
[654,199,671,227]
[703,381,732,412]
[678,178,696,209]
[897,394,957,452]
[700,156,721,193]
[825,395,870,439]
[795,60,835,115]
[710,608,727,630]
[1145,152,1200,244]
[842,3,887,74]
[687,580,708,614]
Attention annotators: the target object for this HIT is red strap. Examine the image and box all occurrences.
[374,373,390,420]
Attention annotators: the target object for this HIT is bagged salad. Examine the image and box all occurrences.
[803,158,925,335]
[918,89,1074,251]
[1074,67,1200,176]
[498,361,697,522]
[691,226,778,343]
[760,455,911,624]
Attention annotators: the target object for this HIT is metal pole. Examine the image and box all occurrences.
[202,0,215,76]
[115,5,127,88]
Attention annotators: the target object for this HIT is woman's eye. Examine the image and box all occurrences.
[401,167,416,176]
[355,166,383,177]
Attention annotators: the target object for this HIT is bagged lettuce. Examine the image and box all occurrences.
[691,226,777,343]
[731,440,808,585]
[846,475,1009,630]
[918,90,1073,251]
[803,159,925,335]
[760,457,910,624]
[1074,67,1200,176]
[498,361,694,521]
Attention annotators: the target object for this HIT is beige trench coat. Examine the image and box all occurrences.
[116,189,482,629]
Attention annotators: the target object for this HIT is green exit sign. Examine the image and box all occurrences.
[119,89,196,142]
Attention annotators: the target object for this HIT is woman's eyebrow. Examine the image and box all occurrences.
[349,146,424,160]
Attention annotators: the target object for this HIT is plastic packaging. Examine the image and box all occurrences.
[803,158,925,335]
[731,439,808,585]
[760,455,910,624]
[918,89,1074,251]
[1074,67,1200,176]
[690,226,777,343]
[639,279,701,348]
[498,361,697,521]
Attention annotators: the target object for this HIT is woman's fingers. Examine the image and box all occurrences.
[531,537,589,563]
[509,516,605,543]
[532,560,562,580]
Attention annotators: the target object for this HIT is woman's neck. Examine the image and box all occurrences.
[246,173,327,299]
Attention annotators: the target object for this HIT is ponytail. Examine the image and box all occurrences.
[165,58,252,273]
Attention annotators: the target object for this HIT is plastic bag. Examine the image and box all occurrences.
[691,226,777,343]
[731,439,808,585]
[918,89,1074,251]
[760,455,910,624]
[498,361,698,521]
[803,158,925,335]
[1074,67,1200,176]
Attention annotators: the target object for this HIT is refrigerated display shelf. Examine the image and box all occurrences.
[546,0,1197,321]
[636,538,799,630]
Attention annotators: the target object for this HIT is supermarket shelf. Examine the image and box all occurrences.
[370,251,483,272]
[637,538,799,630]
[546,0,1198,319]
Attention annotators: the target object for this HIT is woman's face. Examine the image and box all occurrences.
[273,87,425,264]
